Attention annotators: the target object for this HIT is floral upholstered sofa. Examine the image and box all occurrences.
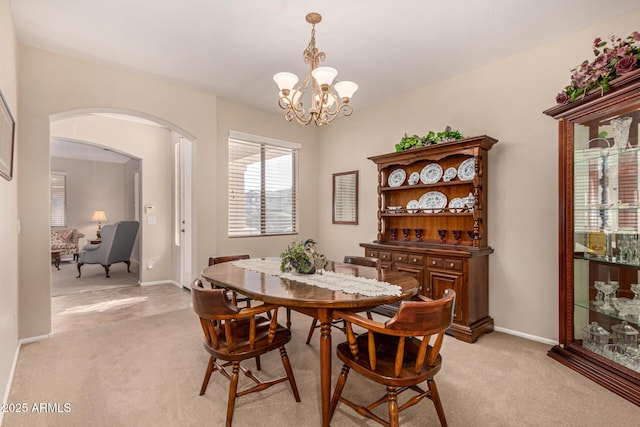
[51,229,85,260]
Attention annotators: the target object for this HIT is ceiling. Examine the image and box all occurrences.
[11,0,640,116]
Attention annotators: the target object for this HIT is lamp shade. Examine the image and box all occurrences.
[273,72,299,91]
[311,67,338,86]
[334,81,358,99]
[91,210,107,222]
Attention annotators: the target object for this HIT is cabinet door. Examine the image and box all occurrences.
[429,270,462,320]
[394,263,425,295]
[572,109,640,359]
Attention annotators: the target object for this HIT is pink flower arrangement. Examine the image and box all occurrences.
[556,31,640,105]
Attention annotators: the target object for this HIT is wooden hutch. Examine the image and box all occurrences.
[361,136,497,343]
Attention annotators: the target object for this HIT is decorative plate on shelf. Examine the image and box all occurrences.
[418,191,447,213]
[408,171,420,185]
[406,199,419,213]
[420,163,443,184]
[388,168,406,187]
[443,167,457,182]
[448,197,465,213]
[457,158,475,181]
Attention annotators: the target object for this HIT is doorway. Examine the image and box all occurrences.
[50,137,142,296]
[49,110,195,297]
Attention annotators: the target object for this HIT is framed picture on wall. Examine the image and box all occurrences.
[0,90,15,181]
[332,170,358,225]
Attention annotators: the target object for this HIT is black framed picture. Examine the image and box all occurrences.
[0,90,15,181]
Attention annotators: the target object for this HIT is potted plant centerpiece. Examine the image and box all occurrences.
[280,239,328,274]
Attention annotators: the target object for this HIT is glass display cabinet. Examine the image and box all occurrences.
[544,69,640,405]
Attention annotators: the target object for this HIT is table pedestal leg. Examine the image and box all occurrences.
[318,308,332,427]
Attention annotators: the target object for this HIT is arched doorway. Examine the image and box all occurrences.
[48,109,194,298]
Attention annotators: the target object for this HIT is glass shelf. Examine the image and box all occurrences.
[574,300,640,327]
[574,145,640,165]
[574,253,640,269]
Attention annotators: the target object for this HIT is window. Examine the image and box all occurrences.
[228,131,299,237]
[50,173,66,227]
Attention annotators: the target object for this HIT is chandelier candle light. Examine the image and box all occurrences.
[273,12,358,126]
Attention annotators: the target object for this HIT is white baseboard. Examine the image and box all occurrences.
[19,333,53,345]
[494,326,558,346]
[139,280,181,288]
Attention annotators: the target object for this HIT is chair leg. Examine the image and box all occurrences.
[330,365,350,418]
[226,362,240,427]
[286,308,292,330]
[103,264,111,278]
[76,262,83,278]
[255,356,261,370]
[387,386,399,427]
[125,260,131,273]
[305,318,318,344]
[279,346,301,402]
[428,379,447,427]
[199,356,216,396]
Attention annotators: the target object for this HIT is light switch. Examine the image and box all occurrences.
[148,216,157,224]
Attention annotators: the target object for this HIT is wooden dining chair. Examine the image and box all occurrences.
[209,254,292,328]
[305,256,379,344]
[209,255,252,307]
[191,279,301,427]
[329,289,456,427]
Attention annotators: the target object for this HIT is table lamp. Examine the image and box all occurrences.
[91,210,107,238]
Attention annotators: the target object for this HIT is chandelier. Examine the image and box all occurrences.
[273,13,358,126]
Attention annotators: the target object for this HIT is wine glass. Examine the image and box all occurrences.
[593,281,605,307]
[437,229,447,244]
[467,230,475,244]
[402,228,410,241]
[414,229,423,241]
[389,228,397,240]
[452,230,462,245]
[595,281,617,311]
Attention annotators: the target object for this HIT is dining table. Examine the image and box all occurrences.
[201,258,419,427]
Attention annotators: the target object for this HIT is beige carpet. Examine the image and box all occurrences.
[4,286,639,426]
[51,259,139,297]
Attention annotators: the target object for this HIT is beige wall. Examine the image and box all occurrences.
[215,98,318,257]
[0,0,18,411]
[317,9,640,341]
[51,157,126,237]
[51,116,173,282]
[50,156,139,262]
[17,45,219,338]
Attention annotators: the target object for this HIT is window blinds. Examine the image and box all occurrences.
[50,173,66,227]
[228,133,299,237]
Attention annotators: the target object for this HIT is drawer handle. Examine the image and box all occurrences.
[432,260,436,265]
[412,258,417,263]
[398,256,403,261]
[450,263,455,268]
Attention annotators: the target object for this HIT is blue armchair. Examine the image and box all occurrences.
[76,221,139,278]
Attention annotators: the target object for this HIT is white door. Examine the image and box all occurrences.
[175,134,193,288]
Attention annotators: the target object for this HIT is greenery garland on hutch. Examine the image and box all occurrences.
[360,135,497,343]
[544,69,640,405]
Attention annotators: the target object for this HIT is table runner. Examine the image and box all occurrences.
[231,258,402,297]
